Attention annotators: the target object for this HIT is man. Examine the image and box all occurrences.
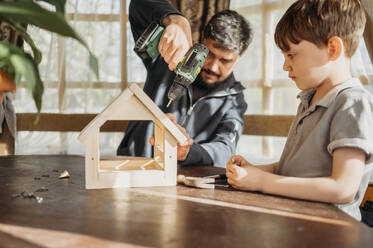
[117,0,252,167]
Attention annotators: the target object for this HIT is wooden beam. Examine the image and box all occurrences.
[243,115,294,137]
[65,13,124,22]
[16,82,144,89]
[15,78,370,90]
[17,113,294,137]
[16,113,128,132]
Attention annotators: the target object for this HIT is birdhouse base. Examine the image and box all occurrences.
[85,157,176,189]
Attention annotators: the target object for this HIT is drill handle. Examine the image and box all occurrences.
[134,22,164,60]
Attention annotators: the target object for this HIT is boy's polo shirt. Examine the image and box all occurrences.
[276,78,373,220]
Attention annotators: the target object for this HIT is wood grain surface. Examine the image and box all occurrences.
[0,155,372,248]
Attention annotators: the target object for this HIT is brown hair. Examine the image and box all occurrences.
[274,0,366,57]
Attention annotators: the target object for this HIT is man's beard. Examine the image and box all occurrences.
[200,69,221,88]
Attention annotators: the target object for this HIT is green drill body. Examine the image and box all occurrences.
[134,22,209,107]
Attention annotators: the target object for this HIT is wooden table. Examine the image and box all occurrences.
[0,155,372,248]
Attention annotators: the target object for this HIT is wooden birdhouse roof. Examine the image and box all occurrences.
[78,84,188,145]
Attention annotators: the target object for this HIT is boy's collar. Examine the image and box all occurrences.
[297,78,363,107]
[297,88,315,105]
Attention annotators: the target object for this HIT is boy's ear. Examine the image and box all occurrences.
[328,36,344,61]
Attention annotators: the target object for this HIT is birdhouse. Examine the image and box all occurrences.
[78,84,188,189]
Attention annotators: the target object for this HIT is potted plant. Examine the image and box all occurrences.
[0,0,99,114]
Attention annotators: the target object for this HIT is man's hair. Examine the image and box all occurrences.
[274,0,366,58]
[203,10,252,55]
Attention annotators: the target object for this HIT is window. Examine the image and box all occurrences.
[14,0,127,155]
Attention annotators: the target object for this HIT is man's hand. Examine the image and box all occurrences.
[159,15,192,71]
[226,155,264,191]
[149,113,193,161]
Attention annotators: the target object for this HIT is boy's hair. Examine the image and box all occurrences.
[203,10,252,55]
[274,0,366,58]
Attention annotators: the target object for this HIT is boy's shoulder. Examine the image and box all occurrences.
[334,79,373,108]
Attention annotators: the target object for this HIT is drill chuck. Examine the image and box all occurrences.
[167,44,209,107]
[167,74,193,104]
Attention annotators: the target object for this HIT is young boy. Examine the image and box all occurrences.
[226,0,373,221]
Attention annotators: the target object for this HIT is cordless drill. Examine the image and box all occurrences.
[134,22,209,107]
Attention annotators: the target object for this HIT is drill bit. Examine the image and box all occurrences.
[166,99,173,108]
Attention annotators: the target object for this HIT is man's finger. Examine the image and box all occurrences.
[167,47,184,71]
[149,136,155,146]
[159,31,173,54]
[175,125,189,138]
[186,137,193,146]
[178,137,193,149]
[163,44,177,66]
[165,113,176,123]
[158,38,166,56]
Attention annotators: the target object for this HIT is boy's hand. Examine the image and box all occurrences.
[226,155,264,191]
[160,14,192,71]
[149,113,193,161]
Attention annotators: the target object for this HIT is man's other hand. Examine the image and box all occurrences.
[149,113,193,161]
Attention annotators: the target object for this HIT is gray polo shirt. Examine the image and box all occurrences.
[276,78,373,221]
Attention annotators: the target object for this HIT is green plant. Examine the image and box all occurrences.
[0,0,99,114]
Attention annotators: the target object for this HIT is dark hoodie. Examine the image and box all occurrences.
[117,0,247,167]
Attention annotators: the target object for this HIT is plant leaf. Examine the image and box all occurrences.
[36,0,66,14]
[0,42,15,77]
[0,0,99,78]
[0,42,10,58]
[10,53,43,112]
[1,42,44,113]
[2,17,42,64]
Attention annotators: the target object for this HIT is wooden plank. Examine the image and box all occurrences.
[17,113,295,137]
[17,81,128,89]
[153,120,165,168]
[100,159,162,171]
[16,113,128,132]
[57,37,67,112]
[243,114,294,137]
[85,132,99,189]
[65,13,124,22]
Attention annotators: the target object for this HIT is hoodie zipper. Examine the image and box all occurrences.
[181,87,241,126]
